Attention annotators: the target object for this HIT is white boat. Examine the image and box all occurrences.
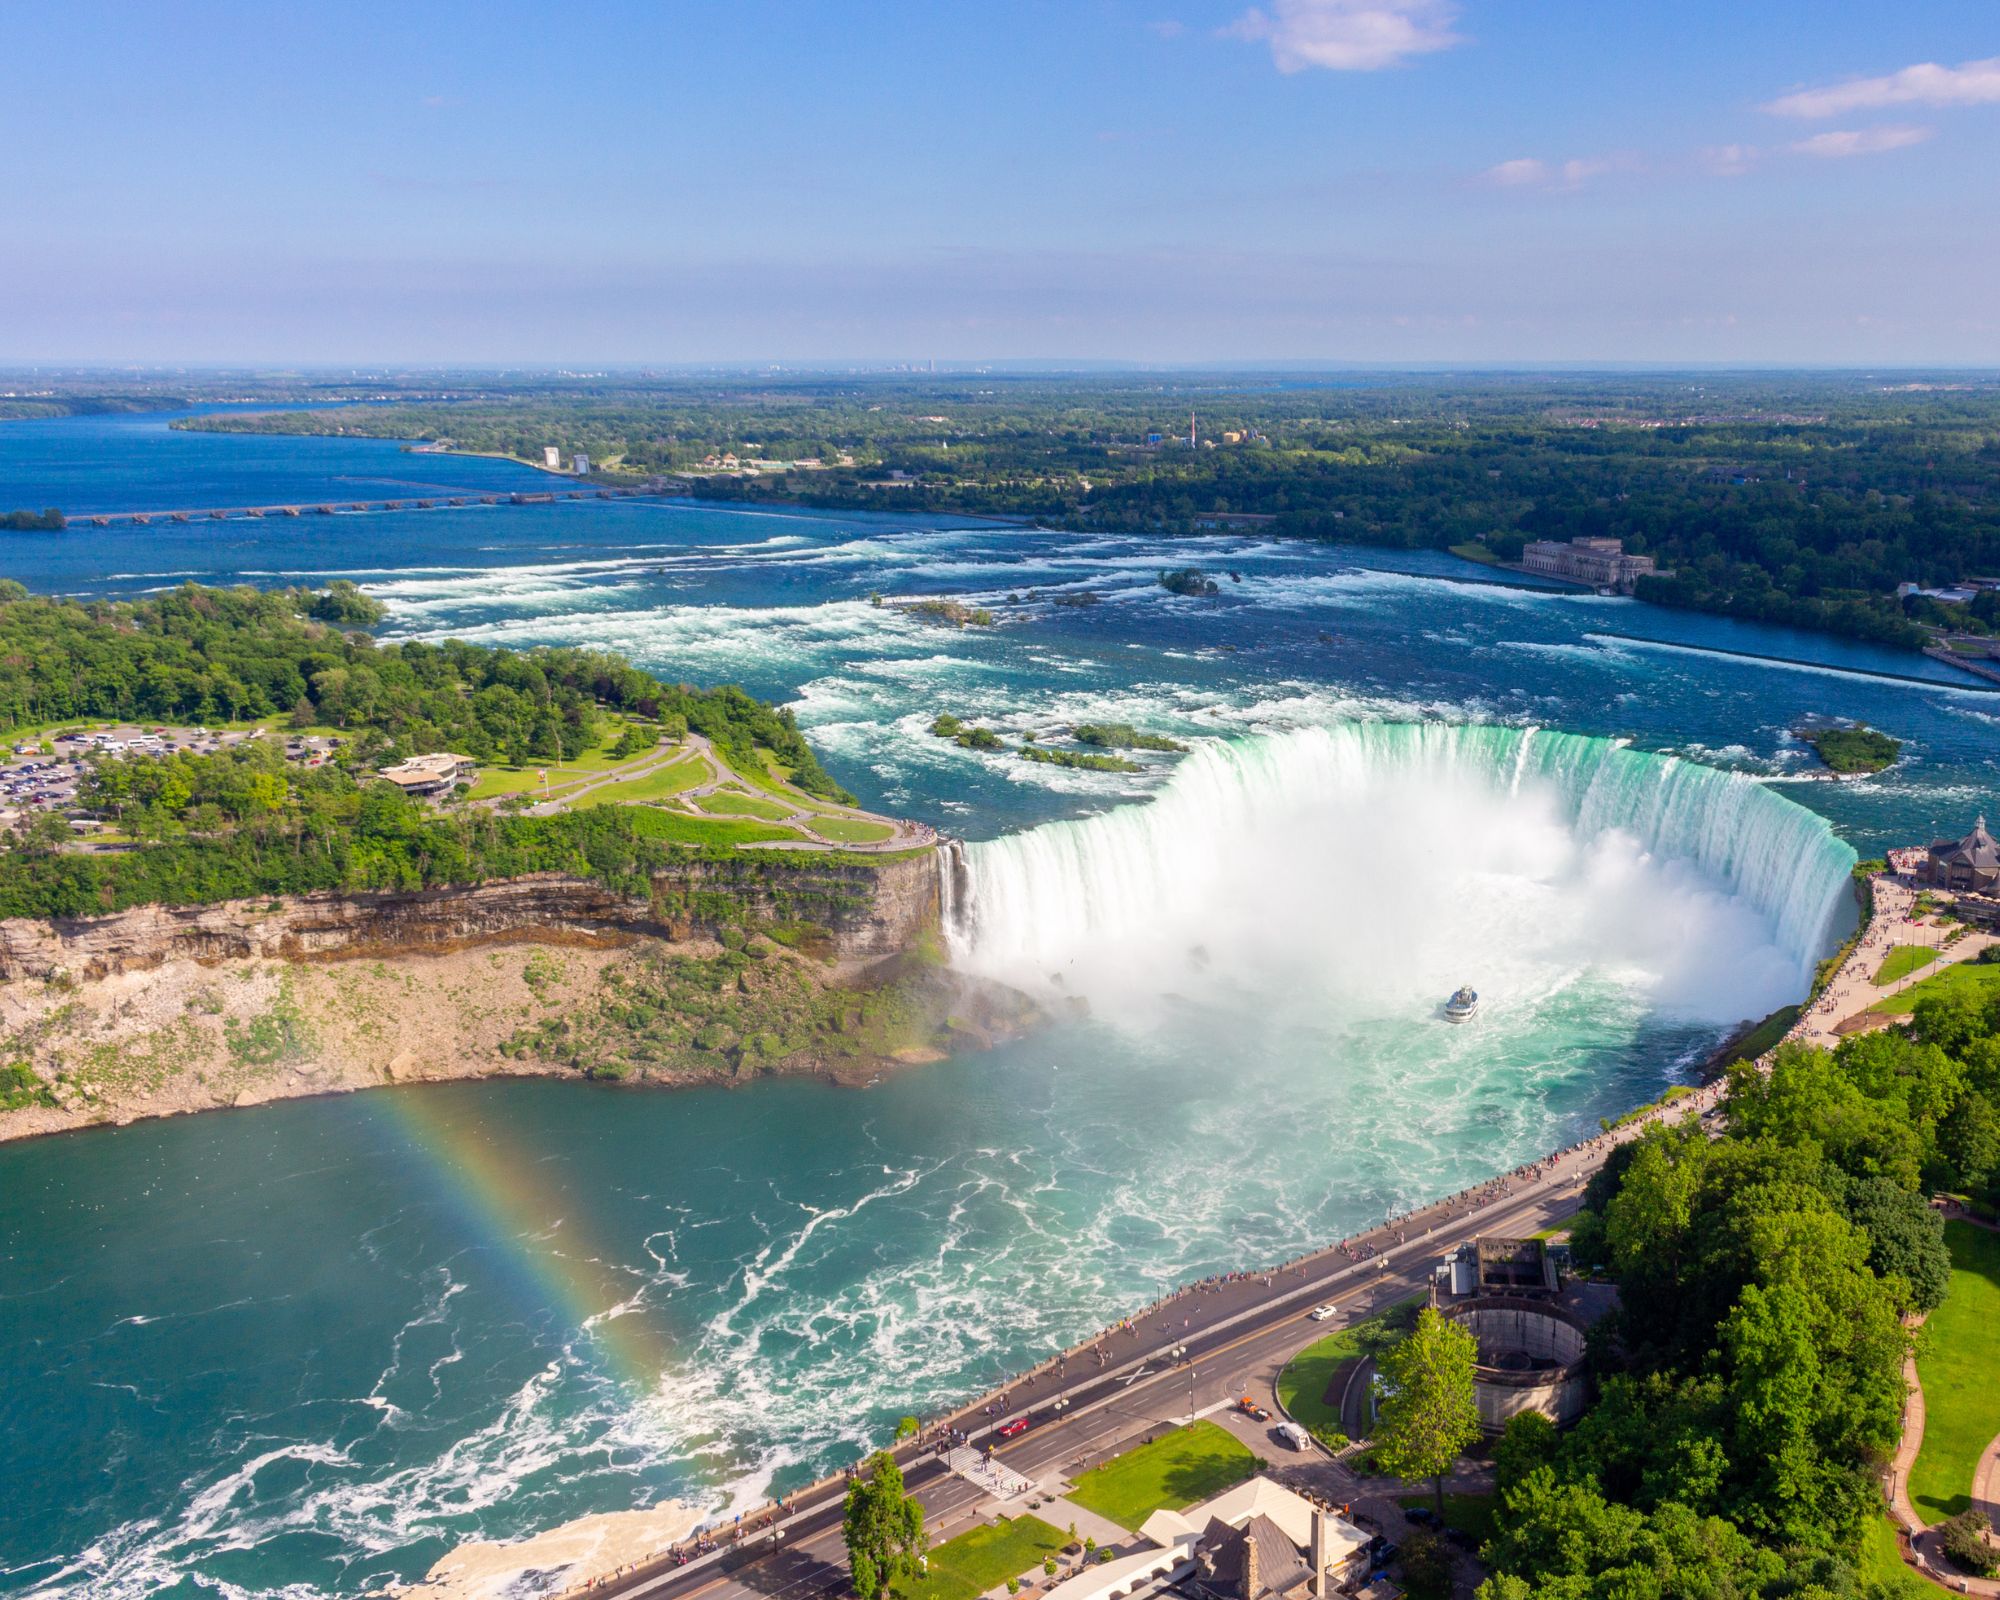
[1444,985,1479,1023]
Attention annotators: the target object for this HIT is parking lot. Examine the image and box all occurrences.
[0,724,342,837]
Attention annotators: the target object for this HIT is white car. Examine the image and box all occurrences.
[1308,1304,1338,1322]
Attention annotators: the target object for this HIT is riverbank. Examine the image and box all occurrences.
[0,845,1053,1145]
[392,1501,706,1600]
[408,442,591,480]
[0,930,1040,1143]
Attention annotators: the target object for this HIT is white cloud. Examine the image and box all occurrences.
[1560,157,1613,186]
[1480,154,1628,191]
[1699,144,1758,176]
[1225,0,1462,73]
[1482,157,1548,187]
[1790,124,1934,159]
[1765,55,2000,118]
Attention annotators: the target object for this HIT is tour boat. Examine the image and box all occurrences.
[1444,985,1480,1024]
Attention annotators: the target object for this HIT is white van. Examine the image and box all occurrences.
[1274,1422,1313,1452]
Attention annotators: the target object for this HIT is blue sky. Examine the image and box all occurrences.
[6,0,1998,365]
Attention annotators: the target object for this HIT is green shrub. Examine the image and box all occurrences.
[0,1060,53,1111]
[1942,1510,1997,1576]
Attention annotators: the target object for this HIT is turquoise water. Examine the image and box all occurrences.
[0,412,1995,1598]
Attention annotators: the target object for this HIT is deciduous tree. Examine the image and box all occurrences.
[1373,1307,1482,1518]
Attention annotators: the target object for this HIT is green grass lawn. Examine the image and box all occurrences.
[694,759,898,842]
[580,757,708,806]
[466,736,663,801]
[620,808,806,848]
[809,815,897,844]
[1858,1506,1925,1596]
[693,790,797,820]
[1725,1005,1800,1064]
[1447,541,1501,566]
[1065,1421,1256,1531]
[1396,1493,1497,1547]
[1910,1221,2000,1520]
[1873,946,1940,986]
[1871,961,2000,1016]
[895,1515,1068,1600]
[1275,1298,1421,1445]
[737,744,867,817]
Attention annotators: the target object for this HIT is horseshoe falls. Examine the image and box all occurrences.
[947,722,1857,1031]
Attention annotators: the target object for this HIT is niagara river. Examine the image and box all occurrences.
[1,410,1996,1599]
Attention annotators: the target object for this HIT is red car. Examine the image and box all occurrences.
[997,1417,1031,1438]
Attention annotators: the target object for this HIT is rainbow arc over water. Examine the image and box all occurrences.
[380,1085,675,1392]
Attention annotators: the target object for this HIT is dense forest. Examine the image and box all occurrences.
[1478,977,2000,1598]
[0,580,842,796]
[175,370,2000,651]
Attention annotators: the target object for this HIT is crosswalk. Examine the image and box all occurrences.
[944,1446,1034,1501]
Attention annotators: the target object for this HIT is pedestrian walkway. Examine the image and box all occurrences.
[1034,1495,1129,1551]
[1885,1324,2000,1595]
[1791,875,1997,1052]
[946,1446,1035,1501]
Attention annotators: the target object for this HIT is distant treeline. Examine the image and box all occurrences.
[180,371,2000,650]
[1,508,64,531]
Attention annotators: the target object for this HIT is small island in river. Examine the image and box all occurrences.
[1796,720,1902,776]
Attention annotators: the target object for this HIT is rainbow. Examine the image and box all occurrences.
[377,1085,674,1392]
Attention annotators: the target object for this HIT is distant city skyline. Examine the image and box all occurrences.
[6,0,1999,365]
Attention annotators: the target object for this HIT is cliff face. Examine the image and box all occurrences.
[0,851,940,983]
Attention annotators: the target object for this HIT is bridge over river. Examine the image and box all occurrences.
[76,485,660,526]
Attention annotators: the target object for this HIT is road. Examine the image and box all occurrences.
[590,1138,1621,1600]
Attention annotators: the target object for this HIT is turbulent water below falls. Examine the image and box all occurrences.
[0,413,1991,1600]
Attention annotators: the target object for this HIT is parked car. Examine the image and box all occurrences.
[1403,1506,1438,1528]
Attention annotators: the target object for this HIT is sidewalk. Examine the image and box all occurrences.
[1791,875,1996,1052]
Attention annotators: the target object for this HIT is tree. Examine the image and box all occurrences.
[1838,1173,1951,1312]
[843,1450,925,1600]
[1940,1510,1998,1577]
[1399,1527,1455,1600]
[1492,1411,1560,1498]
[304,579,387,627]
[1373,1307,1482,1517]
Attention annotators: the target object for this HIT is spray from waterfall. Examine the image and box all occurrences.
[944,723,1856,1030]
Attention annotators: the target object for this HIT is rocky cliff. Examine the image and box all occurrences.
[0,850,940,984]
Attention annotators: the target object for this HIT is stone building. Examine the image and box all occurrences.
[1430,1237,1615,1432]
[1923,817,2000,893]
[1519,536,1662,594]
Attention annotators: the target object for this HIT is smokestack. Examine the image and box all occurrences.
[1311,1510,1329,1596]
[1243,1523,1259,1600]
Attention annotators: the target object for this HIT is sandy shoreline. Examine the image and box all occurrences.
[390,1501,706,1600]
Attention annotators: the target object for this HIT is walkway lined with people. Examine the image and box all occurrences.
[1791,874,1995,1052]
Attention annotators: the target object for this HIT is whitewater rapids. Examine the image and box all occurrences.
[945,722,1856,1031]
